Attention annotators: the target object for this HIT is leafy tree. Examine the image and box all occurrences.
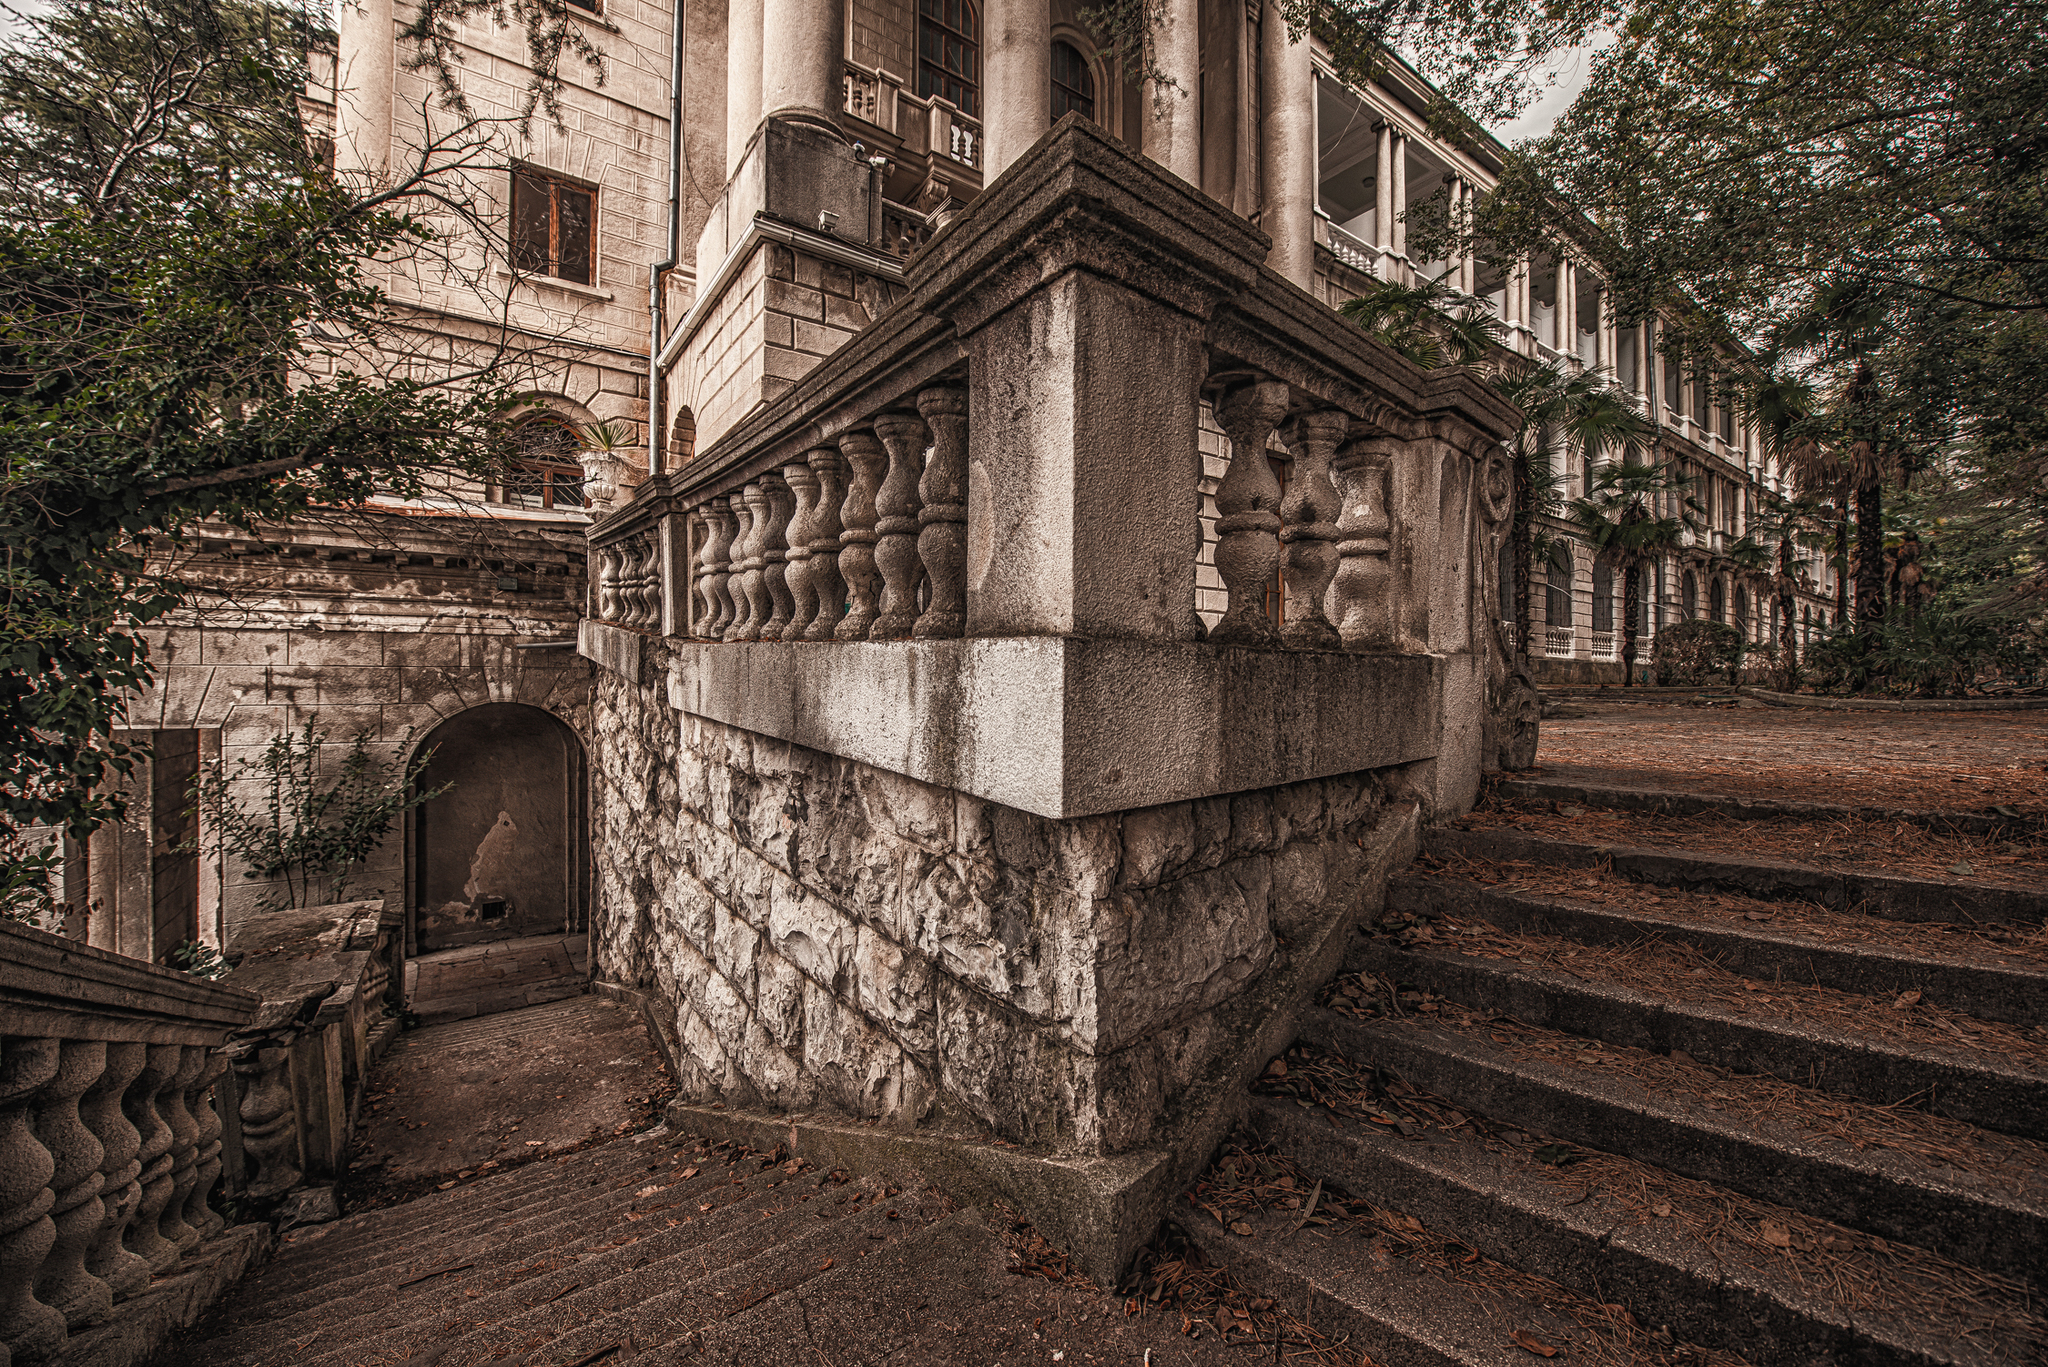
[1570,459,1703,682]
[1729,490,1825,688]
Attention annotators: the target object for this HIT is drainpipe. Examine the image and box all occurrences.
[648,0,687,478]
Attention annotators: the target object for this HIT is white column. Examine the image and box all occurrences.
[1259,0,1315,289]
[1594,283,1613,372]
[1556,258,1574,358]
[335,0,394,183]
[727,0,764,176]
[982,0,1050,180]
[1143,0,1201,183]
[761,0,844,129]
[1373,123,1394,257]
[1389,130,1407,270]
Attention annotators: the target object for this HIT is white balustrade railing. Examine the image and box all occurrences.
[1544,625,1576,658]
[1590,629,1618,661]
[1500,620,1519,652]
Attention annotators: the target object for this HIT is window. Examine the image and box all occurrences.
[1663,351,1683,414]
[494,414,587,510]
[512,168,596,286]
[1681,571,1698,619]
[918,0,978,116]
[1051,40,1095,121]
[1591,556,1613,632]
[563,0,597,10]
[1545,548,1572,629]
[1710,577,1726,622]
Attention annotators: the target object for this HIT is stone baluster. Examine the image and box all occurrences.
[835,430,886,640]
[34,1040,110,1330]
[154,1046,206,1256]
[180,1049,227,1242]
[804,447,848,641]
[121,1044,183,1273]
[1329,437,1398,650]
[597,544,623,623]
[758,476,796,641]
[1211,380,1292,647]
[738,483,776,641]
[622,539,648,629]
[686,512,711,632]
[724,489,760,642]
[781,459,821,639]
[2,1037,65,1362]
[82,1042,150,1302]
[638,536,663,630]
[870,411,929,639]
[1279,410,1347,649]
[703,500,739,639]
[913,386,969,639]
[231,1043,300,1201]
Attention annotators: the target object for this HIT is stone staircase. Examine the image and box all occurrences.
[1185,784,2048,1366]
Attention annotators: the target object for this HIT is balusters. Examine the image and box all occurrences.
[34,1040,110,1329]
[724,489,760,642]
[870,411,929,639]
[913,387,969,639]
[1211,380,1292,647]
[1279,410,1347,650]
[836,430,886,640]
[232,1044,300,1201]
[758,476,796,641]
[121,1045,182,1273]
[805,448,848,640]
[181,1049,227,1242]
[1329,438,1398,651]
[82,1042,150,1301]
[704,500,739,639]
[597,544,623,623]
[1,1038,65,1362]
[781,460,821,638]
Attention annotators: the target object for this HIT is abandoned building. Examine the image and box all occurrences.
[7,0,2033,1363]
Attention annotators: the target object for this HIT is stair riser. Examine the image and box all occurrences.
[1251,1100,1927,1367]
[1301,1012,2048,1284]
[1492,778,2032,842]
[1352,940,2048,1142]
[1425,829,2046,926]
[1387,877,2048,1029]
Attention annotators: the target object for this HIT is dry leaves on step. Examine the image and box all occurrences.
[1651,1201,1673,1218]
[679,1166,699,1179]
[1760,1220,1793,1248]
[1893,991,1923,1009]
[1510,1329,1560,1357]
[1228,1221,1254,1237]
[819,1258,834,1270]
[636,1185,661,1197]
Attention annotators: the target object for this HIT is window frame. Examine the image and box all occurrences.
[1050,39,1096,122]
[491,414,589,512]
[916,0,979,117]
[510,165,599,287]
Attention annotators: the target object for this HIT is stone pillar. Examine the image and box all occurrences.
[981,0,1050,180]
[1556,257,1574,356]
[1373,124,1394,259]
[1389,130,1408,268]
[1259,0,1315,289]
[1142,0,1201,184]
[1594,282,1613,372]
[760,0,844,131]
[335,0,393,182]
[727,0,765,177]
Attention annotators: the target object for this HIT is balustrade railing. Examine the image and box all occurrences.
[841,60,981,173]
[1,920,259,1363]
[1544,626,1576,659]
[596,531,660,631]
[1590,629,1618,661]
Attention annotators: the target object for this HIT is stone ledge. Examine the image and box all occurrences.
[663,637,1440,819]
[1740,686,2048,712]
[51,1223,270,1367]
[579,617,646,683]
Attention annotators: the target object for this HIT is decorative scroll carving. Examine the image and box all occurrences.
[913,387,969,639]
[870,411,929,640]
[758,475,796,641]
[1211,380,1292,647]
[121,1044,182,1273]
[232,1044,300,1202]
[1278,410,1347,650]
[781,459,821,639]
[33,1040,109,1329]
[82,1043,149,1301]
[835,430,887,640]
[725,489,760,642]
[704,500,739,639]
[1,1037,65,1362]
[804,448,848,641]
[1329,438,1398,651]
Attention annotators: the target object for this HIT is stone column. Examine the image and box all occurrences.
[1389,130,1407,268]
[1142,0,1201,184]
[1373,124,1394,259]
[1259,0,1315,289]
[1556,257,1574,356]
[727,0,765,176]
[760,0,844,131]
[335,0,393,182]
[981,0,1050,180]
[1594,282,1613,372]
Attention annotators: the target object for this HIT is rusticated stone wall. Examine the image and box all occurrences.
[591,641,1394,1156]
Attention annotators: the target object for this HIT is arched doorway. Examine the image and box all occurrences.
[411,704,588,954]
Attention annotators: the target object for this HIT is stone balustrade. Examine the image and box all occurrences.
[595,532,661,631]
[0,919,261,1364]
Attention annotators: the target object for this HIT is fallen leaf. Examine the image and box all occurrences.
[1651,1201,1673,1218]
[1511,1329,1560,1357]
[1265,1059,1288,1078]
[819,1258,834,1270]
[1949,861,1976,876]
[525,1140,545,1147]
[1228,1221,1254,1237]
[679,1166,699,1179]
[1893,991,1922,1009]
[436,1181,456,1190]
[636,1185,661,1197]
[1760,1220,1793,1248]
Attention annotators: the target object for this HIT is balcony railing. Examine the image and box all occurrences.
[1590,629,1618,661]
[1543,625,1576,659]
[843,61,981,172]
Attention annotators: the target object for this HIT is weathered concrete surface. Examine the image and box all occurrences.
[348,995,672,1192]
[406,932,591,1024]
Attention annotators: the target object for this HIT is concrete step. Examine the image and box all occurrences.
[1299,1005,2048,1284]
[389,992,612,1050]
[1424,827,2046,926]
[1347,927,2048,1141]
[1388,870,2048,1028]
[1237,1060,2047,1366]
[1493,773,2034,840]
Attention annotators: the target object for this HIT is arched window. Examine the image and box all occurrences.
[493,413,585,510]
[1545,547,1572,630]
[1681,570,1698,619]
[1050,40,1095,121]
[1734,585,1750,637]
[1590,555,1613,632]
[918,0,978,116]
[670,406,697,465]
[1709,577,1726,623]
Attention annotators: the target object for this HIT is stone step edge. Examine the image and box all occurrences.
[1386,873,2048,1029]
[1741,686,2048,713]
[1298,1007,2048,1283]
[58,1224,272,1367]
[1246,1095,2011,1367]
[1346,937,2048,1143]
[1425,826,2045,925]
[1493,774,2034,839]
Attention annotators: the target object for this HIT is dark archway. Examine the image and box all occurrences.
[411,703,588,954]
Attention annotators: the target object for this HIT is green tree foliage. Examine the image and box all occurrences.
[1728,491,1827,688]
[1651,618,1744,688]
[0,0,531,896]
[1570,460,1703,682]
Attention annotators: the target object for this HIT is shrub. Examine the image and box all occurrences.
[1652,619,1746,686]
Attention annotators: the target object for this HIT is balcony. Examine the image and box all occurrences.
[842,61,981,176]
[1544,625,1576,659]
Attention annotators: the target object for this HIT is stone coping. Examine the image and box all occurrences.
[0,919,259,1043]
[652,636,1441,820]
[227,899,397,1031]
[1740,686,2048,712]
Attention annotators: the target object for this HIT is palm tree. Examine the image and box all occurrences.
[1337,275,1501,371]
[1571,459,1704,683]
[1731,490,1825,687]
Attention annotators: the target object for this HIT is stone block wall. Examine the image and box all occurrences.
[591,642,1393,1156]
